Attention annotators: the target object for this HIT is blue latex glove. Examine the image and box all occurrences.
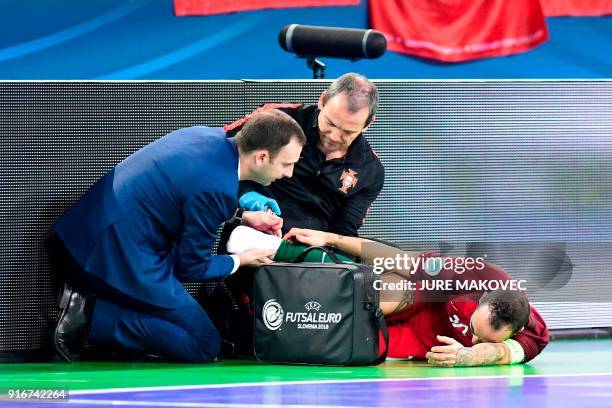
[239,191,282,215]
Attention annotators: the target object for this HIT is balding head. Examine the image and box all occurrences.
[322,72,378,127]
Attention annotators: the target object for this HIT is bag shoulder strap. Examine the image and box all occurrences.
[372,305,389,366]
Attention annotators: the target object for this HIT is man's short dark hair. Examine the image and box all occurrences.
[323,72,378,126]
[480,289,531,335]
[235,109,306,159]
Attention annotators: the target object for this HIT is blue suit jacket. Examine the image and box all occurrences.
[54,127,239,308]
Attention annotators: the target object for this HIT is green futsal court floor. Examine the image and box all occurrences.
[1,339,611,392]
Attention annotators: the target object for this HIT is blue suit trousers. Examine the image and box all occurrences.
[89,296,220,363]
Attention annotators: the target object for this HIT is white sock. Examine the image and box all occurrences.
[226,226,282,255]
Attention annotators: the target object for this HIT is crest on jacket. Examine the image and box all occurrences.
[339,169,358,193]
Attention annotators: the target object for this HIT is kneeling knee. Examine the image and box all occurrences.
[190,331,221,363]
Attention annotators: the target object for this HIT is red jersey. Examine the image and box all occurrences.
[380,253,549,363]
[384,299,548,362]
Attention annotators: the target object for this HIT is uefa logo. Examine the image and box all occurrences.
[304,301,321,311]
[262,299,284,331]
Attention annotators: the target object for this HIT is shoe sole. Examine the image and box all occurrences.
[54,284,74,363]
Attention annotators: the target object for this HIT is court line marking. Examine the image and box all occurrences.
[2,79,611,83]
[71,372,612,395]
[0,2,144,62]
[65,402,362,408]
[96,14,265,79]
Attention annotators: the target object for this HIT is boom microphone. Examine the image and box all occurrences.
[279,24,387,60]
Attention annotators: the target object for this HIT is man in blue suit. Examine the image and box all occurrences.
[52,109,306,363]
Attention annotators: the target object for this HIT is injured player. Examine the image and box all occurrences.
[226,225,549,367]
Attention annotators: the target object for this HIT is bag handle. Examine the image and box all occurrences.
[294,246,344,264]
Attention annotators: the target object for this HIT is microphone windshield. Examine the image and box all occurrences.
[279,24,387,60]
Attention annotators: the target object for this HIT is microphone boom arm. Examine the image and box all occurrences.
[306,57,326,79]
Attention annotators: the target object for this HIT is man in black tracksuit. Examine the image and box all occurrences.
[225,73,385,237]
[210,74,385,355]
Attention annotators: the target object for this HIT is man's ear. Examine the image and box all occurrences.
[255,150,270,167]
[317,91,328,110]
[363,115,376,132]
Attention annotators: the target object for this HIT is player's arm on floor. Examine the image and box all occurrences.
[428,307,549,367]
[426,335,512,367]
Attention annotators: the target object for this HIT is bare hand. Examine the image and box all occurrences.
[426,335,467,367]
[283,228,330,247]
[242,211,283,237]
[238,248,276,267]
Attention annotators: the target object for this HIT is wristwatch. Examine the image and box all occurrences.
[233,207,245,221]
